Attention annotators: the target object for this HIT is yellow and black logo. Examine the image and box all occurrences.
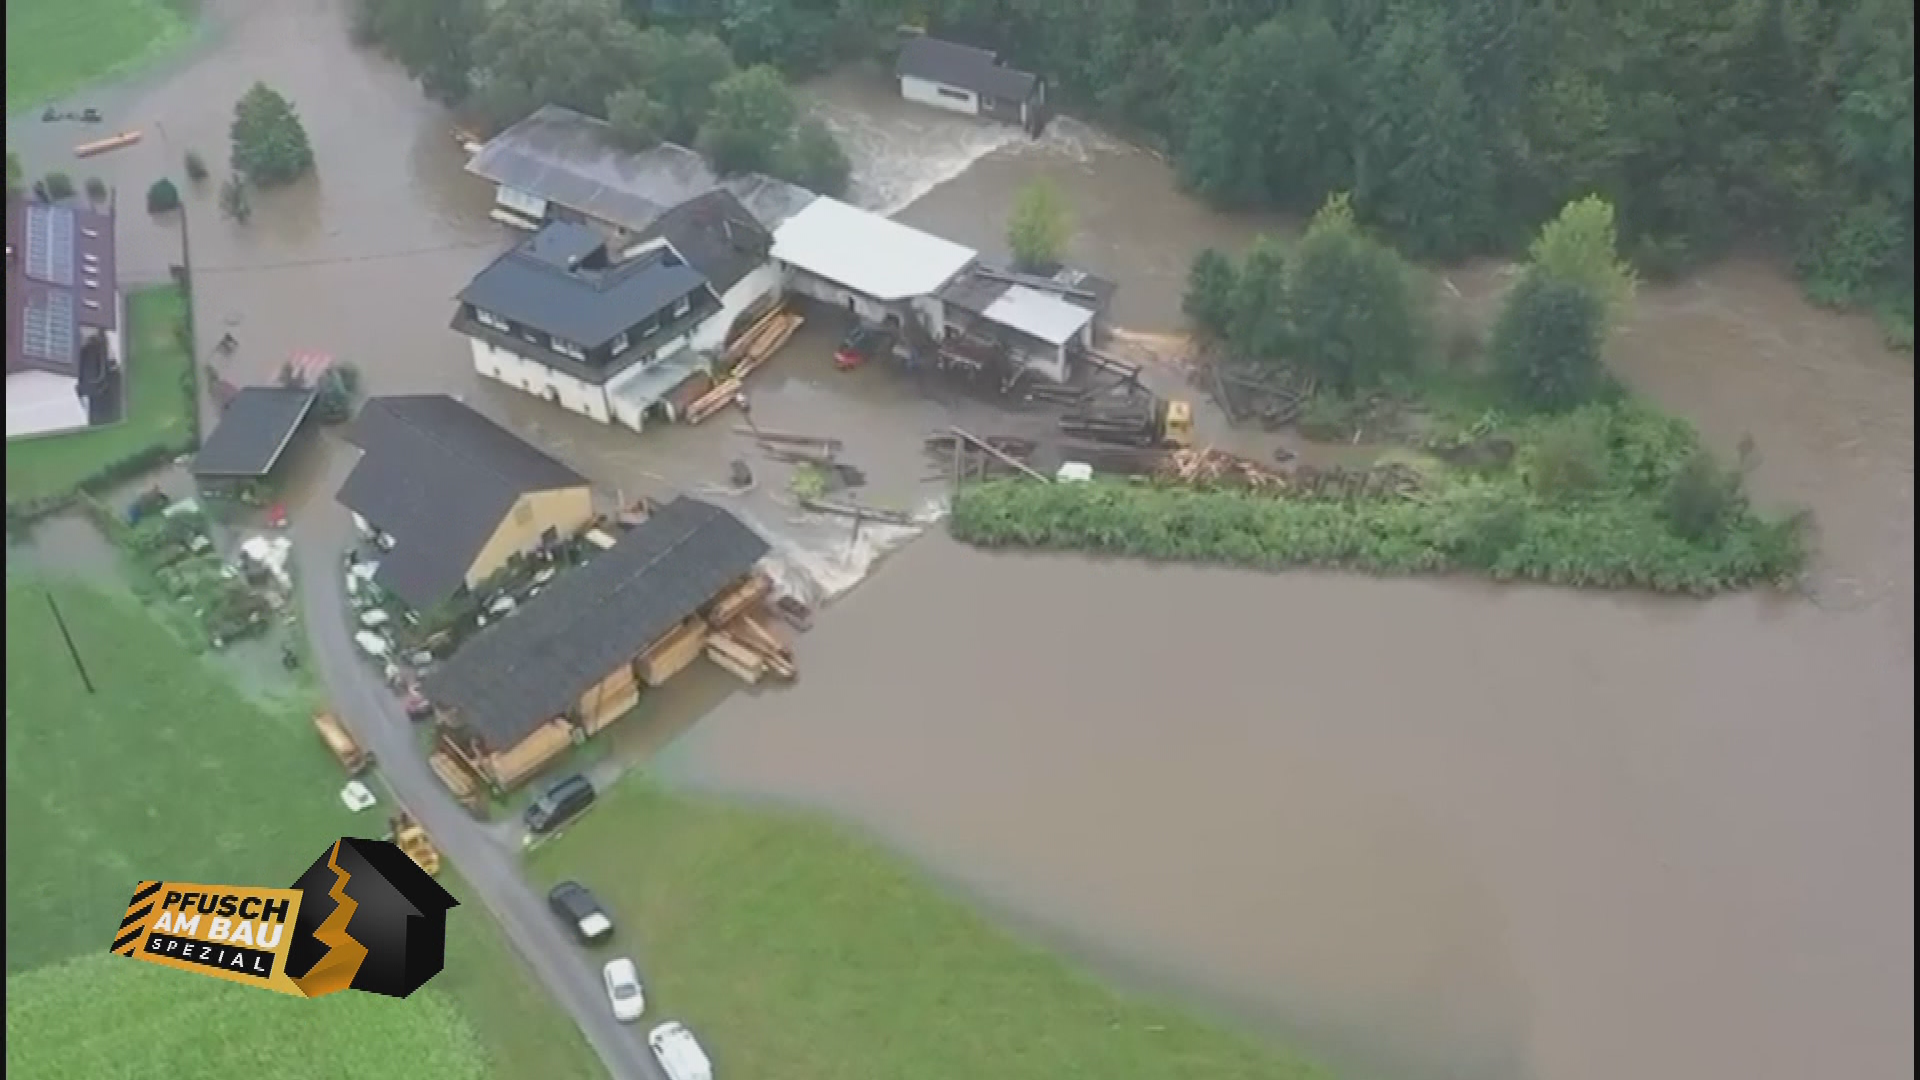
[112,838,458,1000]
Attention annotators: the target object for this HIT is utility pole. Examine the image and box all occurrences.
[46,592,96,694]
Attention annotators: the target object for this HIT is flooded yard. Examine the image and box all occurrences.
[11,4,1913,1080]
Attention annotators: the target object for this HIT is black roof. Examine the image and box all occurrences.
[457,222,714,350]
[423,498,769,749]
[336,395,588,610]
[896,36,1039,101]
[191,386,317,479]
[634,190,772,295]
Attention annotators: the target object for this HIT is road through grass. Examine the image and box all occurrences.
[4,578,600,1080]
[6,285,197,505]
[530,780,1336,1080]
[5,0,194,108]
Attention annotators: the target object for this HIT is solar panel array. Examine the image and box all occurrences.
[23,292,77,366]
[25,205,77,286]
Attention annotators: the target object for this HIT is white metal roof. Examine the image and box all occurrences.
[5,370,89,440]
[772,198,976,302]
[981,284,1094,346]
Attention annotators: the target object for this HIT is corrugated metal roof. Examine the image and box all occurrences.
[772,198,976,302]
[981,284,1093,346]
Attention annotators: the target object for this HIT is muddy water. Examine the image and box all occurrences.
[15,8,1913,1080]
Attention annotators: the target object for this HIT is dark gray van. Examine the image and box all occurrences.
[524,774,595,835]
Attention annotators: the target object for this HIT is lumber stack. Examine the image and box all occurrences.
[704,572,771,628]
[488,719,574,791]
[705,610,797,685]
[428,749,487,815]
[728,309,805,380]
[685,376,745,424]
[636,616,708,686]
[577,662,639,733]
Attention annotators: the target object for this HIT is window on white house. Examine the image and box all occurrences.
[610,331,630,356]
[936,87,972,102]
[551,337,586,361]
[474,308,511,332]
[671,296,691,319]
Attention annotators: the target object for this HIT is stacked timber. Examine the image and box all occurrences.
[488,719,574,791]
[684,376,744,424]
[664,371,716,421]
[706,608,797,685]
[704,573,771,628]
[428,748,488,816]
[724,304,805,380]
[578,662,639,733]
[636,616,708,686]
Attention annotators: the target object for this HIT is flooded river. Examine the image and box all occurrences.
[13,7,1913,1079]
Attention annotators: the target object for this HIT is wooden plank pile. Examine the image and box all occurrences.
[723,304,805,380]
[706,612,797,684]
[705,573,771,628]
[684,375,745,425]
[924,432,1039,483]
[489,718,574,791]
[1156,448,1289,490]
[636,616,708,687]
[577,661,639,733]
[428,748,488,816]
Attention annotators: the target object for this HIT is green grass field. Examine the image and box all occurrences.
[529,781,1335,1080]
[6,286,197,505]
[4,579,600,1080]
[5,0,194,107]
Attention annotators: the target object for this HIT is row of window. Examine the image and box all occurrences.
[472,295,697,364]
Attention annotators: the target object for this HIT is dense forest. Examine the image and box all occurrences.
[357,0,1913,343]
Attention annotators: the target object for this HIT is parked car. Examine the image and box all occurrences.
[647,1021,714,1080]
[602,958,646,1023]
[834,325,893,371]
[548,881,614,945]
[522,774,595,836]
[401,684,433,721]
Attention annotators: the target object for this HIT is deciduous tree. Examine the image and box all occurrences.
[1284,195,1422,391]
[607,89,667,151]
[776,118,852,198]
[352,0,484,104]
[697,66,799,175]
[1529,196,1637,324]
[230,83,315,187]
[468,0,647,132]
[1491,271,1607,411]
[1183,248,1238,340]
[1006,179,1072,271]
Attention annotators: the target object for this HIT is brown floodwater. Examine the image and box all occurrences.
[13,10,1913,1080]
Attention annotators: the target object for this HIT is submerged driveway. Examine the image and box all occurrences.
[293,467,664,1080]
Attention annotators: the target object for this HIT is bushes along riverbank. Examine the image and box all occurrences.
[950,404,1807,596]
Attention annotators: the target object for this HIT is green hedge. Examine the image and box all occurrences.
[949,473,1806,596]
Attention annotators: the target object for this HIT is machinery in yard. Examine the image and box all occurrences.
[1059,391,1193,449]
[386,809,442,876]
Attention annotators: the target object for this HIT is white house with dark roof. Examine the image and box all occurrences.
[896,34,1047,133]
[452,219,727,430]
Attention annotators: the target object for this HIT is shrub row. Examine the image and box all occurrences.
[949,475,1806,596]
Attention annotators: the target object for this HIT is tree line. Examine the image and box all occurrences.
[353,0,1910,342]
[352,0,851,197]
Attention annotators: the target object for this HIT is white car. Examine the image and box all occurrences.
[647,1021,713,1080]
[602,958,646,1023]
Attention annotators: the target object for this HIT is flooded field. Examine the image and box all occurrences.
[11,6,1913,1080]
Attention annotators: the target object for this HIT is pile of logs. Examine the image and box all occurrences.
[701,575,798,684]
[742,429,866,490]
[1156,448,1290,490]
[1205,359,1311,430]
[684,375,744,424]
[723,304,804,380]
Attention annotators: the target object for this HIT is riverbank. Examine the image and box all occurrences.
[527,777,1333,1080]
[950,398,1807,595]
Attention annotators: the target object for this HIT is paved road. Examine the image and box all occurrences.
[294,505,665,1080]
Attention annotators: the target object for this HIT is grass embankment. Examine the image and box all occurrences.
[6,285,196,509]
[4,580,600,1080]
[952,399,1807,595]
[529,781,1333,1080]
[5,0,194,107]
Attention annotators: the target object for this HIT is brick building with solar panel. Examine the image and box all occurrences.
[6,195,122,440]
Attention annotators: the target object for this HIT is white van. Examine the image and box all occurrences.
[647,1021,712,1080]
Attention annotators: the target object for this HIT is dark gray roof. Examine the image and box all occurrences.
[423,498,770,748]
[938,263,1117,318]
[634,190,772,295]
[336,395,588,610]
[457,224,713,350]
[464,105,820,234]
[191,387,317,479]
[896,36,1039,101]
